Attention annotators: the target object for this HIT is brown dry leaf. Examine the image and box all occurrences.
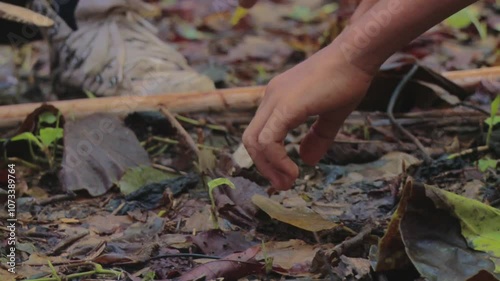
[0,2,53,27]
[160,234,193,249]
[191,229,258,257]
[15,253,67,280]
[247,0,323,30]
[227,35,293,66]
[214,177,267,228]
[336,152,420,184]
[24,186,48,200]
[59,114,150,196]
[176,246,263,281]
[0,268,17,281]
[316,152,419,221]
[332,256,372,280]
[59,218,80,224]
[85,214,133,235]
[462,179,484,201]
[252,194,338,232]
[256,240,325,276]
[325,140,407,165]
[181,205,217,232]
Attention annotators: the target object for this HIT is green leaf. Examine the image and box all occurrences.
[118,166,176,195]
[478,158,498,172]
[444,6,487,39]
[208,177,236,190]
[38,128,63,147]
[425,185,500,273]
[491,95,500,119]
[38,112,57,125]
[207,177,236,209]
[444,6,479,29]
[176,22,209,40]
[373,180,500,278]
[230,6,248,26]
[142,271,156,281]
[84,89,96,99]
[444,8,472,29]
[485,116,500,127]
[11,132,43,149]
[288,6,315,22]
[486,95,500,146]
[320,3,338,14]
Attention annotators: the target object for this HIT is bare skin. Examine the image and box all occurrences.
[241,0,477,190]
[350,0,379,22]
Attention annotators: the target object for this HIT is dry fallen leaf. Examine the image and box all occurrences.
[256,239,325,275]
[59,114,150,196]
[252,194,338,232]
[0,2,53,27]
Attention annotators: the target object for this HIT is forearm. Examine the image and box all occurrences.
[329,0,477,74]
[350,0,379,23]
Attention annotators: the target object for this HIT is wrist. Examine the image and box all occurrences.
[325,31,383,77]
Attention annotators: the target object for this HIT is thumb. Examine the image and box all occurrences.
[238,0,258,8]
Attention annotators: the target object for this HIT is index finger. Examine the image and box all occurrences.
[256,105,307,189]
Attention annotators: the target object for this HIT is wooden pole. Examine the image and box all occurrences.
[441,66,500,90]
[0,66,499,128]
[0,86,265,128]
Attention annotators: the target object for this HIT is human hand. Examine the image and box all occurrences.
[242,43,375,190]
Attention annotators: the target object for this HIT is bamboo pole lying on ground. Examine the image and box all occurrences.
[441,66,500,90]
[0,66,499,128]
[0,86,266,128]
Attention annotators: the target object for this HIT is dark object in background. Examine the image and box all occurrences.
[0,0,78,45]
[107,173,200,215]
[124,111,176,140]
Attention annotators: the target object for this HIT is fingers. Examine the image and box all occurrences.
[243,90,305,190]
[256,105,305,189]
[243,91,284,188]
[299,107,353,165]
[238,0,259,9]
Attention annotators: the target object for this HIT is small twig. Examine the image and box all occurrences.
[458,101,490,116]
[47,231,88,256]
[111,201,126,216]
[151,136,220,151]
[447,145,489,159]
[21,260,88,267]
[160,107,200,157]
[36,193,76,206]
[387,64,433,164]
[152,163,187,176]
[146,253,220,262]
[175,114,228,132]
[25,262,121,281]
[7,157,40,170]
[331,224,373,258]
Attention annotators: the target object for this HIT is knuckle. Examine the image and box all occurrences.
[257,129,272,146]
[242,131,252,146]
[264,76,281,97]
